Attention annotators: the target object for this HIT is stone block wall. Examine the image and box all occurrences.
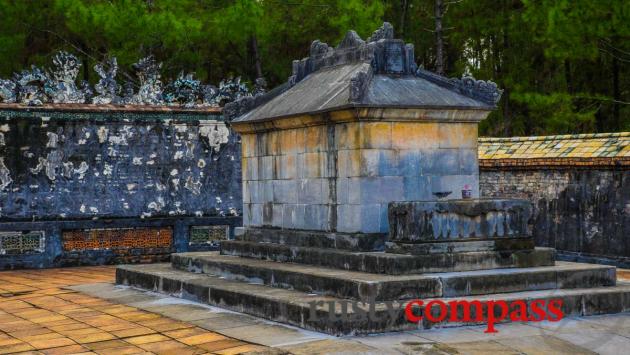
[0,105,242,269]
[242,119,479,234]
[480,168,630,267]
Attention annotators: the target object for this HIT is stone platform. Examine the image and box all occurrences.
[116,252,630,335]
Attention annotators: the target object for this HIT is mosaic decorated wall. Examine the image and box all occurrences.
[0,105,241,269]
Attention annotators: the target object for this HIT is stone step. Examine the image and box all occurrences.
[116,263,630,336]
[235,227,386,251]
[219,240,555,274]
[172,252,616,301]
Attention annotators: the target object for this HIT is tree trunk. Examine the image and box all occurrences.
[250,35,263,80]
[400,0,409,39]
[564,59,573,94]
[612,55,620,130]
[434,0,445,75]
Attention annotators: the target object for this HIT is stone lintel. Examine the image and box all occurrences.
[231,107,491,134]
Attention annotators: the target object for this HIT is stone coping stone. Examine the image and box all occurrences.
[388,199,532,242]
[220,240,555,275]
[236,227,386,251]
[385,238,535,255]
[116,263,630,335]
[172,252,615,301]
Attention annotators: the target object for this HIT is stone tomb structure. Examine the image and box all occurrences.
[117,24,630,335]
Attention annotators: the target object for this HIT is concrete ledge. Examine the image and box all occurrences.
[385,238,535,255]
[237,227,386,251]
[116,263,630,335]
[220,241,555,274]
[173,252,615,301]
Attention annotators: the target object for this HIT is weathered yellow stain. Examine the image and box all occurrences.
[360,122,392,149]
[391,122,439,149]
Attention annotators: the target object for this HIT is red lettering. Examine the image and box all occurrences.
[425,300,448,323]
[448,300,484,322]
[547,299,564,322]
[405,300,423,323]
[484,300,508,333]
[509,300,528,322]
[529,299,547,322]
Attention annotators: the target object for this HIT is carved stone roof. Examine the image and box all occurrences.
[229,23,502,123]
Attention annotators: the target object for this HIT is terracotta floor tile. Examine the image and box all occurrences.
[27,337,76,350]
[98,323,137,332]
[215,344,269,355]
[48,322,91,332]
[68,332,116,344]
[0,266,266,354]
[164,327,208,339]
[196,340,248,352]
[57,327,102,336]
[83,339,129,350]
[93,345,148,355]
[8,327,51,338]
[137,340,195,354]
[145,321,194,332]
[125,334,171,345]
[0,342,36,354]
[17,332,63,342]
[31,315,70,324]
[111,327,156,338]
[178,333,227,346]
[40,344,89,355]
[0,338,24,347]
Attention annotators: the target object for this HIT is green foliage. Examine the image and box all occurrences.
[0,0,628,136]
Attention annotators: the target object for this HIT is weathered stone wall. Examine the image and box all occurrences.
[242,119,479,234]
[480,168,630,266]
[0,106,242,268]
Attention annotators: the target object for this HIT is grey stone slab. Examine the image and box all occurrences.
[250,203,263,226]
[402,176,432,201]
[272,179,298,204]
[191,314,262,330]
[421,149,461,176]
[260,156,274,180]
[412,327,490,344]
[458,149,479,175]
[304,204,330,230]
[271,203,283,228]
[218,323,325,347]
[116,263,630,335]
[235,227,385,251]
[360,176,404,204]
[360,203,383,233]
[336,204,361,233]
[248,181,263,203]
[221,241,556,274]
[297,178,324,204]
[276,154,297,180]
[246,156,260,180]
[279,339,379,355]
[398,150,422,177]
[388,199,532,242]
[496,334,598,355]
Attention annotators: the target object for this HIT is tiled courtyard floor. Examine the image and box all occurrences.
[0,266,267,354]
[2,266,630,355]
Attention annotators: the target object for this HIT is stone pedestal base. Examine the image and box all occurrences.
[384,237,535,255]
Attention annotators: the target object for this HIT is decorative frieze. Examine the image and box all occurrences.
[0,231,45,255]
[189,225,229,246]
[62,227,172,251]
